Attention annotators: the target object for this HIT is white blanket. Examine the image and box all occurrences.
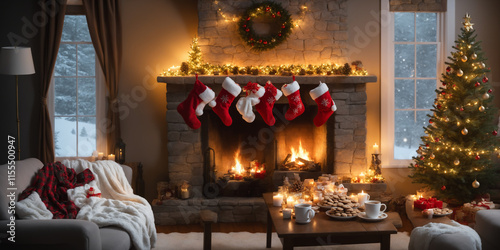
[63,159,156,250]
[409,220,481,250]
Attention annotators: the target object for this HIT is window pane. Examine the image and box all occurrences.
[78,78,96,116]
[55,77,76,116]
[416,13,437,42]
[77,44,95,76]
[394,110,417,159]
[62,15,91,42]
[78,117,96,157]
[55,117,76,157]
[395,44,415,78]
[394,12,415,42]
[54,44,76,76]
[395,79,414,109]
[416,44,437,77]
[416,80,436,109]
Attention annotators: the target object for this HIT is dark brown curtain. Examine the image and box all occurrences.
[38,0,67,163]
[82,0,122,155]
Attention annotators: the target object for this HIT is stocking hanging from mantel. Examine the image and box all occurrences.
[281,79,305,121]
[255,81,282,126]
[309,82,337,127]
[212,77,242,126]
[176,75,216,129]
[236,82,265,123]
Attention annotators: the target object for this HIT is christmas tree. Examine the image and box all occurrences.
[187,37,204,74]
[409,14,500,205]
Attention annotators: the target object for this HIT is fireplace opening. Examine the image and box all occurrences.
[201,102,334,198]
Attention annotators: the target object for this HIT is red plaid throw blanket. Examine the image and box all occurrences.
[18,161,95,219]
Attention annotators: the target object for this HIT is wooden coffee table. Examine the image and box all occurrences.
[263,193,397,250]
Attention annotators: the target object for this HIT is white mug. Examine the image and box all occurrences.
[364,201,387,219]
[294,203,315,223]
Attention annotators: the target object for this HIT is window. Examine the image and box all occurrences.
[381,0,455,167]
[50,15,105,158]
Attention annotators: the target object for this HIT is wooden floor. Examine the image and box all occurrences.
[156,212,414,234]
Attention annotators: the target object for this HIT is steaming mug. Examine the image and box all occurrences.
[294,203,315,223]
[364,201,387,219]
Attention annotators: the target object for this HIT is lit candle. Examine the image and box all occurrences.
[357,190,370,207]
[98,152,104,160]
[181,188,189,199]
[359,172,365,183]
[282,208,292,219]
[287,196,295,208]
[373,143,380,154]
[273,194,283,207]
[108,154,115,161]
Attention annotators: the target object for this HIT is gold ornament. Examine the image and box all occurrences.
[479,105,485,112]
[454,158,460,165]
[444,117,450,122]
[461,128,468,135]
[472,179,480,188]
[482,93,490,100]
[479,62,486,69]
[430,153,435,159]
[456,69,464,77]
[461,55,468,62]
[471,53,477,60]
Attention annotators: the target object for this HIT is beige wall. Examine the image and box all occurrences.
[119,0,197,201]
[117,0,500,201]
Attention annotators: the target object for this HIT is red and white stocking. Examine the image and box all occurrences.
[236,82,265,123]
[177,79,216,129]
[255,81,283,126]
[212,77,241,126]
[281,80,304,121]
[309,82,337,127]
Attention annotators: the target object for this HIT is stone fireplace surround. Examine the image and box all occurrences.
[154,75,376,225]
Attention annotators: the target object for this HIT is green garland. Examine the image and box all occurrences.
[238,1,293,51]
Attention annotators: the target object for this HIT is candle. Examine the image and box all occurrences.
[97,152,104,160]
[181,188,189,199]
[282,208,292,219]
[108,154,115,161]
[357,190,370,207]
[359,172,365,183]
[373,143,380,154]
[313,196,320,204]
[273,194,284,207]
[287,196,295,208]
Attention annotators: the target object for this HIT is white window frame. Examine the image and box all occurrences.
[381,0,455,168]
[48,14,106,161]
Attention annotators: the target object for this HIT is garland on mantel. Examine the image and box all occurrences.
[160,37,368,77]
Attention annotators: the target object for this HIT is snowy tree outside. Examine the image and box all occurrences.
[393,12,438,159]
[53,15,97,157]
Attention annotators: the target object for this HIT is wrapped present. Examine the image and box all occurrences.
[455,199,494,225]
[414,197,443,210]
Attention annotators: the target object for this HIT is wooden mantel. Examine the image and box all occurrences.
[157,75,377,85]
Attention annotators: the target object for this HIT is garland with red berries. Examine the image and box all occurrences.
[238,1,293,51]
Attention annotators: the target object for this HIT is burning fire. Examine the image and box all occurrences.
[231,151,243,175]
[290,140,310,164]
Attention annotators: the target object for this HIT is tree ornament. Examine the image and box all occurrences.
[472,179,480,188]
[475,155,481,160]
[482,93,490,100]
[461,128,468,135]
[479,105,485,112]
[488,89,493,93]
[435,137,439,142]
[446,66,451,73]
[444,117,450,122]
[461,55,468,62]
[456,69,464,77]
[460,107,465,111]
[479,62,486,69]
[471,53,477,60]
[493,131,498,136]
[482,76,489,83]
[475,82,481,87]
[454,159,460,165]
[441,185,446,190]
[429,119,433,124]
[430,153,435,159]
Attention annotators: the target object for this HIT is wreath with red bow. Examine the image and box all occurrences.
[238,1,293,51]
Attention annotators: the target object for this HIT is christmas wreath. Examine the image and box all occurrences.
[238,1,293,51]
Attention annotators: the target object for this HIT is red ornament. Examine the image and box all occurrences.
[277,11,281,16]
[429,119,433,124]
[460,107,465,111]
[250,38,254,41]
[243,25,246,28]
[441,81,446,86]
[281,25,286,29]
[483,76,489,83]
[441,185,446,190]
[245,28,250,32]
[263,41,268,44]
[475,155,481,160]
[435,137,439,142]
[278,33,282,37]
[437,104,442,109]
[493,131,498,136]
[488,89,493,93]
[272,14,275,18]
[475,82,481,87]
[441,91,446,96]
[259,39,262,43]
[265,6,270,12]
[246,17,251,21]
[415,164,419,168]
[446,66,451,72]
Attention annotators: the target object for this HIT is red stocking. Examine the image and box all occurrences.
[177,79,215,129]
[212,77,241,126]
[281,80,304,121]
[255,81,282,126]
[309,82,337,127]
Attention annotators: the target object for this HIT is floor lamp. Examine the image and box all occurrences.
[0,47,36,161]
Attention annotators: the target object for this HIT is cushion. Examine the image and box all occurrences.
[100,226,131,250]
[475,209,500,250]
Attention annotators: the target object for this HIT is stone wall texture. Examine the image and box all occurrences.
[197,0,349,66]
[389,0,447,12]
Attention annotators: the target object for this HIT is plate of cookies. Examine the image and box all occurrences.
[317,193,360,210]
[432,208,453,217]
[325,209,359,220]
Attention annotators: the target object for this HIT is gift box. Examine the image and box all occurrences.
[455,199,494,225]
[414,197,443,210]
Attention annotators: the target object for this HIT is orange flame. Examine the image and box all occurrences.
[231,150,243,174]
[290,140,310,164]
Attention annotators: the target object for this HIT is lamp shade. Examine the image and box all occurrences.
[0,47,35,75]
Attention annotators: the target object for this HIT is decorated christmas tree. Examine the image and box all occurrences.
[409,14,500,205]
[187,37,204,74]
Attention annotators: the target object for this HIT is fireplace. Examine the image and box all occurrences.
[159,75,376,197]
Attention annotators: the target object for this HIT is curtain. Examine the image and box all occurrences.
[82,0,122,155]
[38,0,67,163]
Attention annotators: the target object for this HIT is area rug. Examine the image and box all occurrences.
[155,231,410,250]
